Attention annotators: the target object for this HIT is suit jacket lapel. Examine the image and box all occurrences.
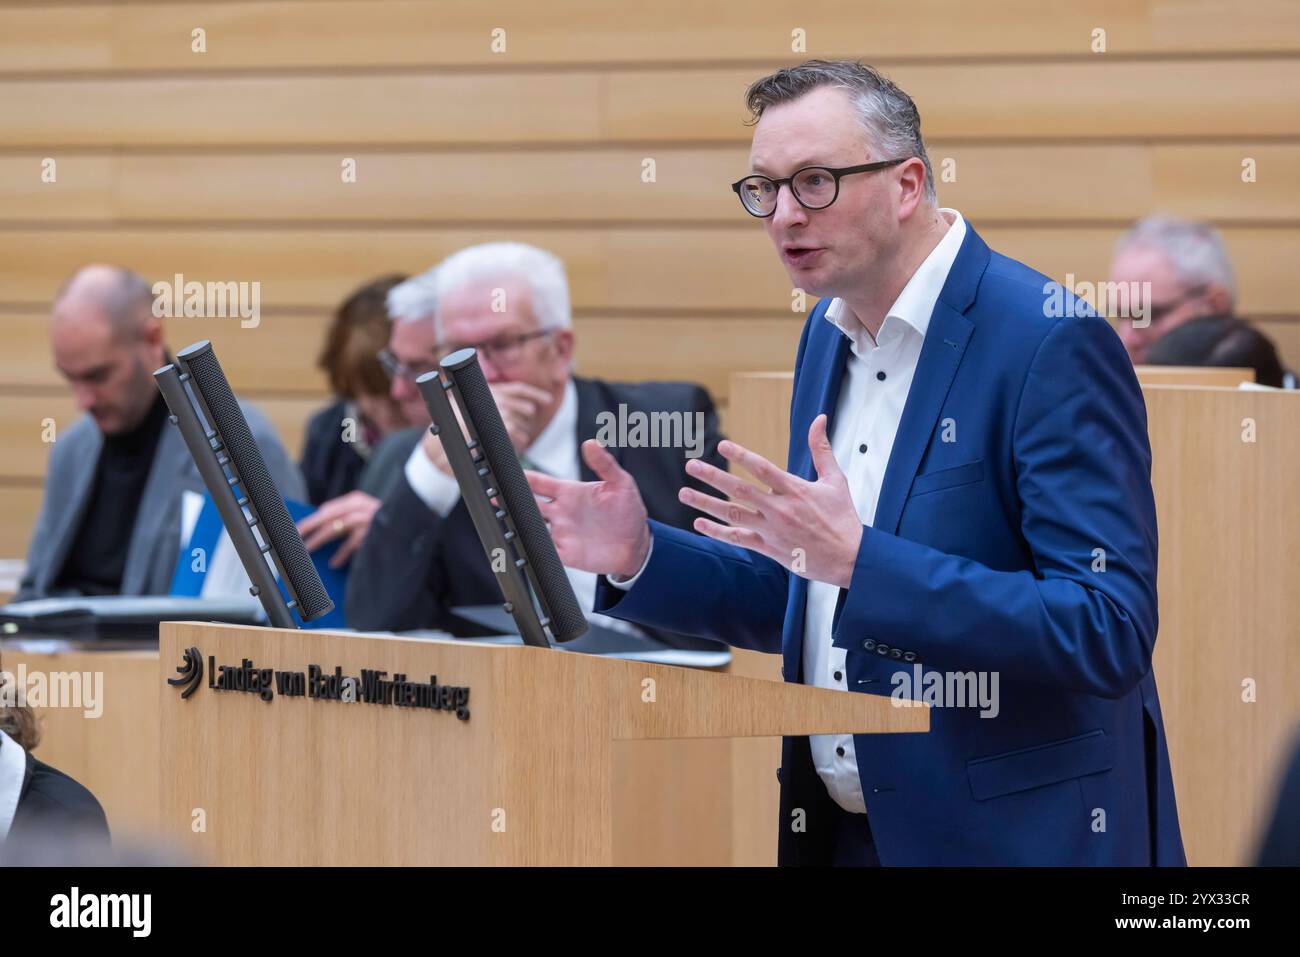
[872,224,989,536]
[39,424,102,595]
[871,303,973,536]
[792,327,851,482]
[785,310,852,682]
[573,377,611,482]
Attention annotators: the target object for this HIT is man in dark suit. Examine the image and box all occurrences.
[345,242,726,643]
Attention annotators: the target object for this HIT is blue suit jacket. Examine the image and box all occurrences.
[595,223,1186,866]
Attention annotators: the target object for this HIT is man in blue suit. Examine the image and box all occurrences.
[527,59,1185,865]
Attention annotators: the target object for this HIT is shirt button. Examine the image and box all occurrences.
[877,371,887,381]
[833,670,843,682]
[858,443,868,454]
[836,746,846,757]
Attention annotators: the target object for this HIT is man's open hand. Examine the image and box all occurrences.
[528,439,650,579]
[677,414,863,588]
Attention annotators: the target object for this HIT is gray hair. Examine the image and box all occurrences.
[386,242,572,340]
[1115,215,1237,306]
[744,59,936,204]
[386,268,440,326]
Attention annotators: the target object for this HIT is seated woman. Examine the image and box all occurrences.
[0,652,110,854]
[301,274,411,505]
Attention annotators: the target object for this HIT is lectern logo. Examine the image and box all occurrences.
[168,646,204,699]
[162,646,470,720]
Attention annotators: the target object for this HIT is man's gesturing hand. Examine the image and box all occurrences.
[677,414,863,589]
[527,439,650,580]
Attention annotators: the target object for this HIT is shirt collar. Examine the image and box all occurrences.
[524,378,578,479]
[0,728,27,841]
[825,208,967,354]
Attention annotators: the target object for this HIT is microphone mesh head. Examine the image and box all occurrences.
[445,354,587,642]
[180,342,334,622]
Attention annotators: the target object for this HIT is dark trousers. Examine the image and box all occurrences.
[827,800,883,867]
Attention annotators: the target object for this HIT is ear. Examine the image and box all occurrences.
[895,157,928,222]
[1205,284,1234,316]
[550,327,576,372]
[140,313,167,361]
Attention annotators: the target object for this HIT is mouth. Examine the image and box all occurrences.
[782,245,824,268]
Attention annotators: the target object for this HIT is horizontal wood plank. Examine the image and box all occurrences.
[0,225,1293,314]
[0,313,804,403]
[0,392,319,482]
[1,1,1296,74]
[2,143,1296,224]
[3,60,1297,147]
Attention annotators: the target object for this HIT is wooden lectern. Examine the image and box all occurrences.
[159,622,927,865]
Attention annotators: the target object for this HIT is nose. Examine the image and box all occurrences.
[72,383,96,413]
[391,375,413,402]
[478,351,504,383]
[1120,321,1147,359]
[770,182,809,231]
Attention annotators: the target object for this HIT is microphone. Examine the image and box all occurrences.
[417,350,587,646]
[154,340,333,628]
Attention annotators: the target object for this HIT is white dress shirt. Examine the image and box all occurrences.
[0,728,28,840]
[404,378,645,638]
[806,208,966,813]
[609,210,967,811]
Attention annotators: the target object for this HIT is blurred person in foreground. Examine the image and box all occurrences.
[14,266,303,602]
[300,274,412,506]
[529,60,1184,866]
[342,241,727,642]
[0,649,110,852]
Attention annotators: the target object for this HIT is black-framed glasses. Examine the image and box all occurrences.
[381,329,555,380]
[378,348,436,382]
[731,158,909,218]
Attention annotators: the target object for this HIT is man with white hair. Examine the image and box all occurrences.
[1108,215,1239,364]
[342,242,728,643]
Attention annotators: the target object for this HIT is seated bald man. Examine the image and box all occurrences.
[14,265,304,602]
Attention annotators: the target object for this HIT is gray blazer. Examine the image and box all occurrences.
[15,403,305,601]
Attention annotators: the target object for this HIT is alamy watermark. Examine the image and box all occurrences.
[0,666,103,719]
[151,272,261,328]
[1043,274,1153,328]
[891,665,1000,719]
[594,404,706,459]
